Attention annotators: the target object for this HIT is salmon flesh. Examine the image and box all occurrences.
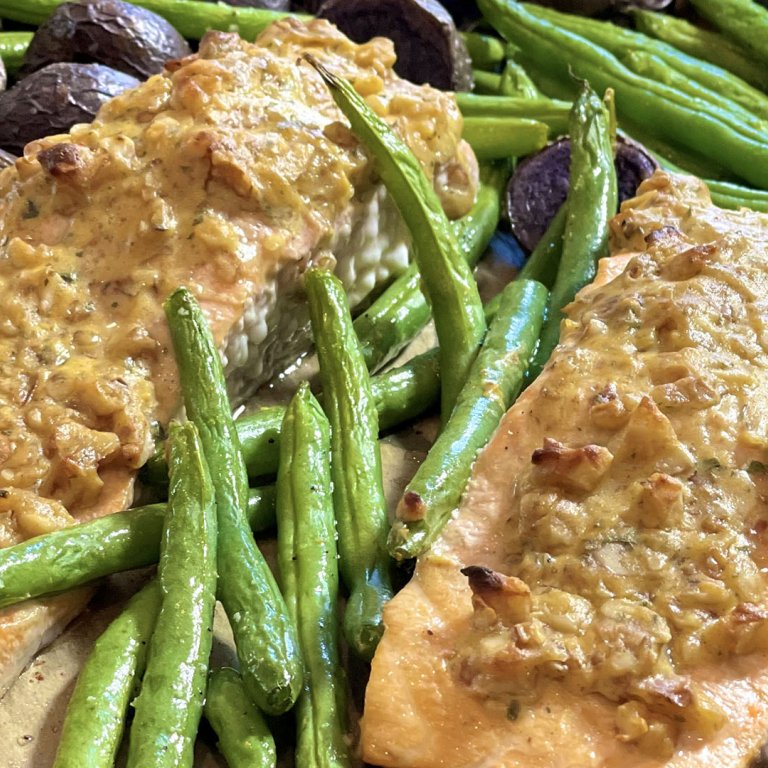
[0,18,477,694]
[363,172,768,768]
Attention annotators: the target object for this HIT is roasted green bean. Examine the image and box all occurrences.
[204,667,276,768]
[462,116,548,161]
[276,383,350,767]
[631,9,768,92]
[165,287,302,715]
[528,80,617,378]
[518,203,566,289]
[389,279,548,560]
[53,581,161,768]
[127,422,217,768]
[462,31,506,71]
[305,54,486,420]
[455,94,570,136]
[0,487,275,611]
[499,59,541,98]
[485,0,768,187]
[524,2,768,123]
[0,31,31,75]
[0,0,301,39]
[688,0,768,68]
[355,166,507,373]
[305,268,392,661]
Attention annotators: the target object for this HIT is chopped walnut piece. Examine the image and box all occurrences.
[650,376,720,410]
[461,565,532,626]
[531,438,613,493]
[630,473,685,528]
[613,396,694,475]
[590,384,630,429]
[660,243,714,281]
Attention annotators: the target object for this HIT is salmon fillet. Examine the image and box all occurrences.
[363,171,768,767]
[0,18,477,695]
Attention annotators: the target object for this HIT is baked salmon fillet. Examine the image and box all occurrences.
[363,171,768,767]
[0,18,477,695]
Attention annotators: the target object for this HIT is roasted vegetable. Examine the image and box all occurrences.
[0,62,139,154]
[528,80,618,378]
[53,581,162,768]
[0,31,32,77]
[507,135,657,252]
[389,279,548,560]
[306,55,485,421]
[317,0,473,91]
[20,0,190,80]
[126,422,217,768]
[205,0,288,7]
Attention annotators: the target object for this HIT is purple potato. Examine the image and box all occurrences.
[21,0,191,81]
[0,63,140,155]
[317,0,473,91]
[507,135,658,252]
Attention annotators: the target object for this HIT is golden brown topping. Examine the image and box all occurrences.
[531,437,613,493]
[629,472,685,528]
[462,566,532,626]
[589,383,630,429]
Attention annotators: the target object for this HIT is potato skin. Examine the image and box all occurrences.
[0,62,140,155]
[21,0,191,81]
[318,0,473,91]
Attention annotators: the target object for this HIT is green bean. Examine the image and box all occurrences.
[374,348,441,430]
[528,80,617,378]
[621,122,731,181]
[126,422,217,768]
[0,487,275,611]
[305,55,486,420]
[688,0,768,68]
[707,181,768,212]
[518,203,566,289]
[499,59,541,98]
[525,3,768,123]
[144,346,445,485]
[305,268,392,661]
[620,50,768,140]
[462,116,548,161]
[204,667,276,768]
[389,279,548,560]
[0,31,31,75]
[480,0,768,189]
[454,94,570,136]
[355,166,507,372]
[631,9,768,92]
[0,0,302,39]
[472,69,503,94]
[462,31,506,71]
[53,581,161,768]
[165,288,302,715]
[276,383,350,767]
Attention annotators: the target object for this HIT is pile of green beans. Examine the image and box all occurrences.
[631,9,768,92]
[526,4,768,125]
[688,0,768,68]
[479,0,768,188]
